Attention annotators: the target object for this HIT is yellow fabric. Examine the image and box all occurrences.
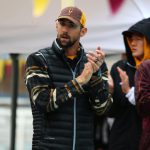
[127,37,150,68]
[33,0,50,17]
[67,55,77,60]
[80,11,86,27]
[0,60,5,82]
[19,59,26,79]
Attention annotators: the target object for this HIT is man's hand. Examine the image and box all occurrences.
[86,47,105,73]
[76,62,93,85]
[117,67,130,94]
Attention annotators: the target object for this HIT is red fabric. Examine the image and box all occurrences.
[135,60,150,150]
[135,60,150,116]
[140,118,150,150]
[108,0,125,14]
[5,63,12,78]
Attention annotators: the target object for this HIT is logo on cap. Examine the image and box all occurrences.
[68,8,73,16]
[57,7,86,27]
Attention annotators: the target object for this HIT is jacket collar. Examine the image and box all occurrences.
[52,39,85,58]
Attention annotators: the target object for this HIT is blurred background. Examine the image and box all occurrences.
[0,0,149,150]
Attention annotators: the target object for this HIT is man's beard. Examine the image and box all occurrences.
[57,34,79,49]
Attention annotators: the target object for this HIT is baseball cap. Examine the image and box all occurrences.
[57,6,86,27]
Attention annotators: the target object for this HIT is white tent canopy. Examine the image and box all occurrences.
[0,0,150,54]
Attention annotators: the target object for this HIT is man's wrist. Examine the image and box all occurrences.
[75,77,84,86]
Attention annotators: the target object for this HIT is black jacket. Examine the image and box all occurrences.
[108,60,141,150]
[25,40,112,150]
[107,17,150,150]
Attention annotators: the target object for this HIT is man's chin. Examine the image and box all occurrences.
[60,42,69,48]
[60,42,73,48]
[57,39,74,48]
[60,40,69,46]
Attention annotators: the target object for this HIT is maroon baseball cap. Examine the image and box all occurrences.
[57,6,86,27]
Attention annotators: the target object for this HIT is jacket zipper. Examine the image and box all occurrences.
[64,55,82,150]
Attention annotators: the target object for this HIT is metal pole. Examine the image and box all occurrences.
[10,54,19,150]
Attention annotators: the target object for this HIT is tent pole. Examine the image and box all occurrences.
[10,54,19,150]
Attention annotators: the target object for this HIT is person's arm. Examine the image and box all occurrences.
[116,66,137,106]
[106,61,133,118]
[107,65,135,105]
[25,53,85,113]
[86,62,113,115]
[84,48,112,115]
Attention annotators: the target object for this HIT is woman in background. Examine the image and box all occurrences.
[135,59,150,150]
[107,17,150,150]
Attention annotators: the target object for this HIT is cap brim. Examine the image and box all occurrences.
[57,16,79,25]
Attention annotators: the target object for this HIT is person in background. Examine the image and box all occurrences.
[107,17,150,150]
[135,59,150,150]
[25,6,112,150]
[94,115,110,150]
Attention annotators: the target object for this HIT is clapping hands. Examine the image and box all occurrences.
[76,47,105,85]
[86,47,105,73]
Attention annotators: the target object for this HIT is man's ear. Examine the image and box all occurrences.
[80,27,87,37]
